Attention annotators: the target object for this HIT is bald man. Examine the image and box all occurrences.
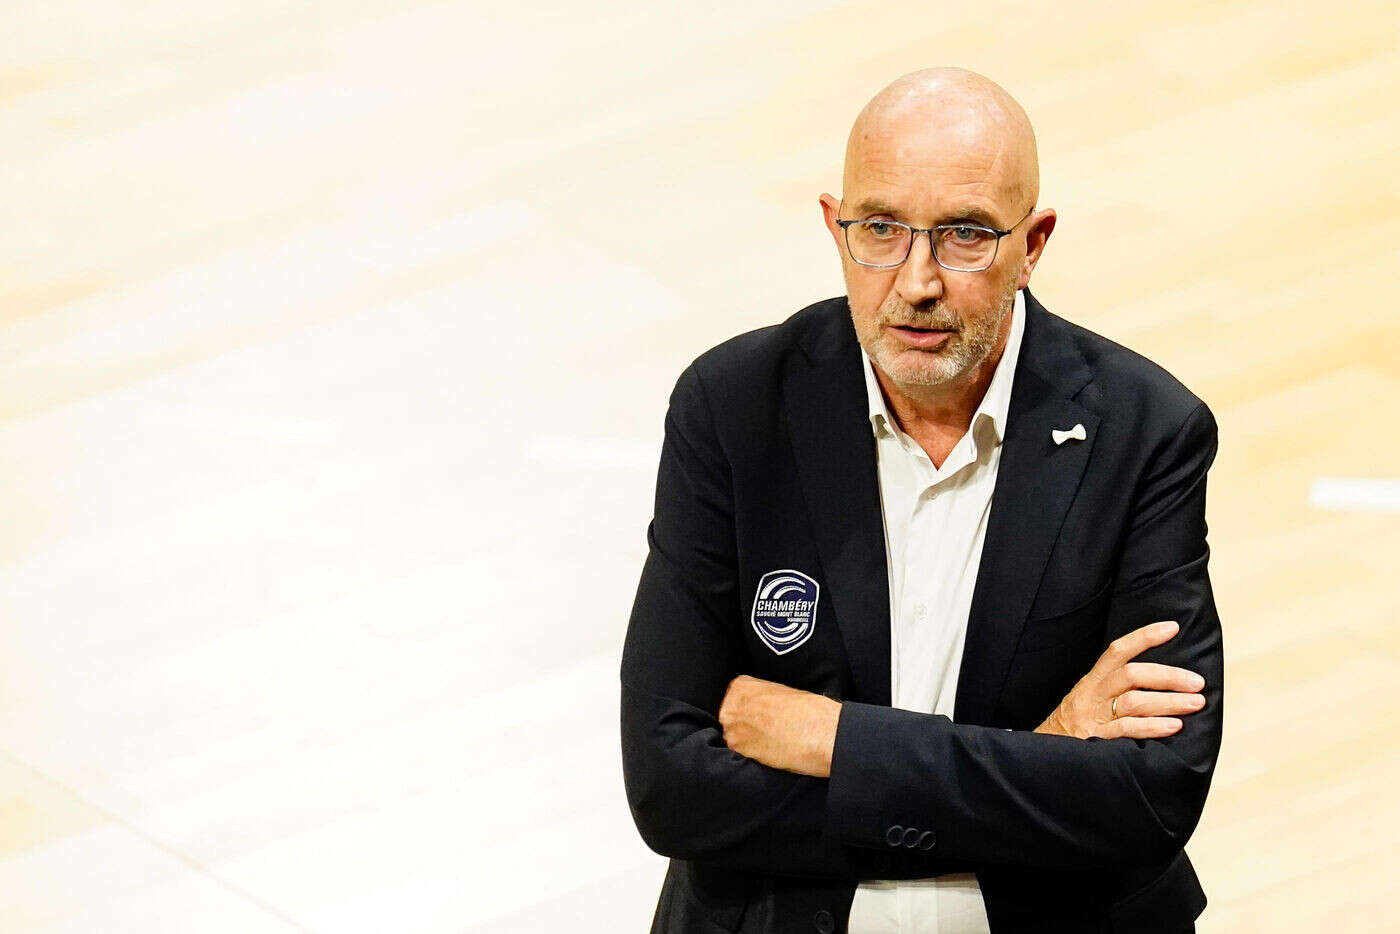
[621,68,1222,934]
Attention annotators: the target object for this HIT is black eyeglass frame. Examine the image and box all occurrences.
[835,206,1036,272]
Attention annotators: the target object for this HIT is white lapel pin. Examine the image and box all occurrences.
[1052,423,1087,445]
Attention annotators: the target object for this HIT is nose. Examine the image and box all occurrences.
[894,230,944,306]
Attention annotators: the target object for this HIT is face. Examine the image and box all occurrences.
[820,108,1048,392]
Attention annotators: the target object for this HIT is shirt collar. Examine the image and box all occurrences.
[862,288,1026,447]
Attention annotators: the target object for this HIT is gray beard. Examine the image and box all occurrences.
[864,282,1017,389]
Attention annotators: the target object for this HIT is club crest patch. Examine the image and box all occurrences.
[750,569,820,655]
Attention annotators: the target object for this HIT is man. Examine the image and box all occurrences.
[620,67,1222,934]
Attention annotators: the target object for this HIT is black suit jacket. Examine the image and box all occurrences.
[620,289,1223,933]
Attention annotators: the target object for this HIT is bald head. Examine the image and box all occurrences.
[843,67,1039,216]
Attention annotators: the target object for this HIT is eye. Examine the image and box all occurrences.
[863,221,898,238]
[939,224,995,246]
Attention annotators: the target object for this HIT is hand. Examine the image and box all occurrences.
[1035,620,1206,740]
[718,675,842,778]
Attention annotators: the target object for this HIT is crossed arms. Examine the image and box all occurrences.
[619,363,1223,881]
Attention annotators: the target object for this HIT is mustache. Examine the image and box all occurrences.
[884,308,961,330]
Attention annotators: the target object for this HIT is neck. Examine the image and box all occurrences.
[874,343,1003,436]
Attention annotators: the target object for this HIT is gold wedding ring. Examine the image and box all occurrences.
[1111,695,1119,719]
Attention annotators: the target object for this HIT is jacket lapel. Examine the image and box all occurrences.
[954,289,1098,725]
[784,290,1098,720]
[784,312,892,706]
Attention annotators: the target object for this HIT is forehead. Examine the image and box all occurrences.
[844,117,1021,225]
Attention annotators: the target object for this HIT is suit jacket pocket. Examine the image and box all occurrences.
[1017,576,1113,652]
[680,861,753,932]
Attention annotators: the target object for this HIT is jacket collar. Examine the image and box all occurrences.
[783,288,1099,723]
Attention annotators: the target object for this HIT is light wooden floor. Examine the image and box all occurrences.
[2,1,1397,930]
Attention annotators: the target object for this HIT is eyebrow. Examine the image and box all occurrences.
[849,198,1004,229]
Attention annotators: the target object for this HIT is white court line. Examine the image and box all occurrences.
[1308,477,1400,512]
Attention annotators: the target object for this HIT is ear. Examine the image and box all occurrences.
[1016,208,1057,290]
[818,193,845,252]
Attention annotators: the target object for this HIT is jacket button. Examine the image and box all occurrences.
[813,908,836,934]
[902,827,921,848]
[918,830,936,850]
[885,824,904,846]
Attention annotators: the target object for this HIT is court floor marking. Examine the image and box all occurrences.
[0,747,310,932]
[1308,477,1400,512]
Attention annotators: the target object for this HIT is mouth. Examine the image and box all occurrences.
[889,324,955,349]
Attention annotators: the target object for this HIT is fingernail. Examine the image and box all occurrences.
[1156,621,1178,634]
[1189,673,1204,689]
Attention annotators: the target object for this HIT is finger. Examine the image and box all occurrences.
[1104,716,1183,740]
[1090,621,1179,677]
[1103,662,1205,697]
[1115,690,1206,718]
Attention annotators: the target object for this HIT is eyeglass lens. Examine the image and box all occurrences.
[846,221,998,270]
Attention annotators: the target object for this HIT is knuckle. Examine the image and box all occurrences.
[1119,690,1138,716]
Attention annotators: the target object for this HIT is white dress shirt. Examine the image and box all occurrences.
[845,289,1026,934]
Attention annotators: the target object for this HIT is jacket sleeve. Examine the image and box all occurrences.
[823,401,1224,869]
[619,363,957,880]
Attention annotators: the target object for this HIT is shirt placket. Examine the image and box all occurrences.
[895,440,939,713]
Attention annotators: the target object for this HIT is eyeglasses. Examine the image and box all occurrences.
[835,206,1035,272]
